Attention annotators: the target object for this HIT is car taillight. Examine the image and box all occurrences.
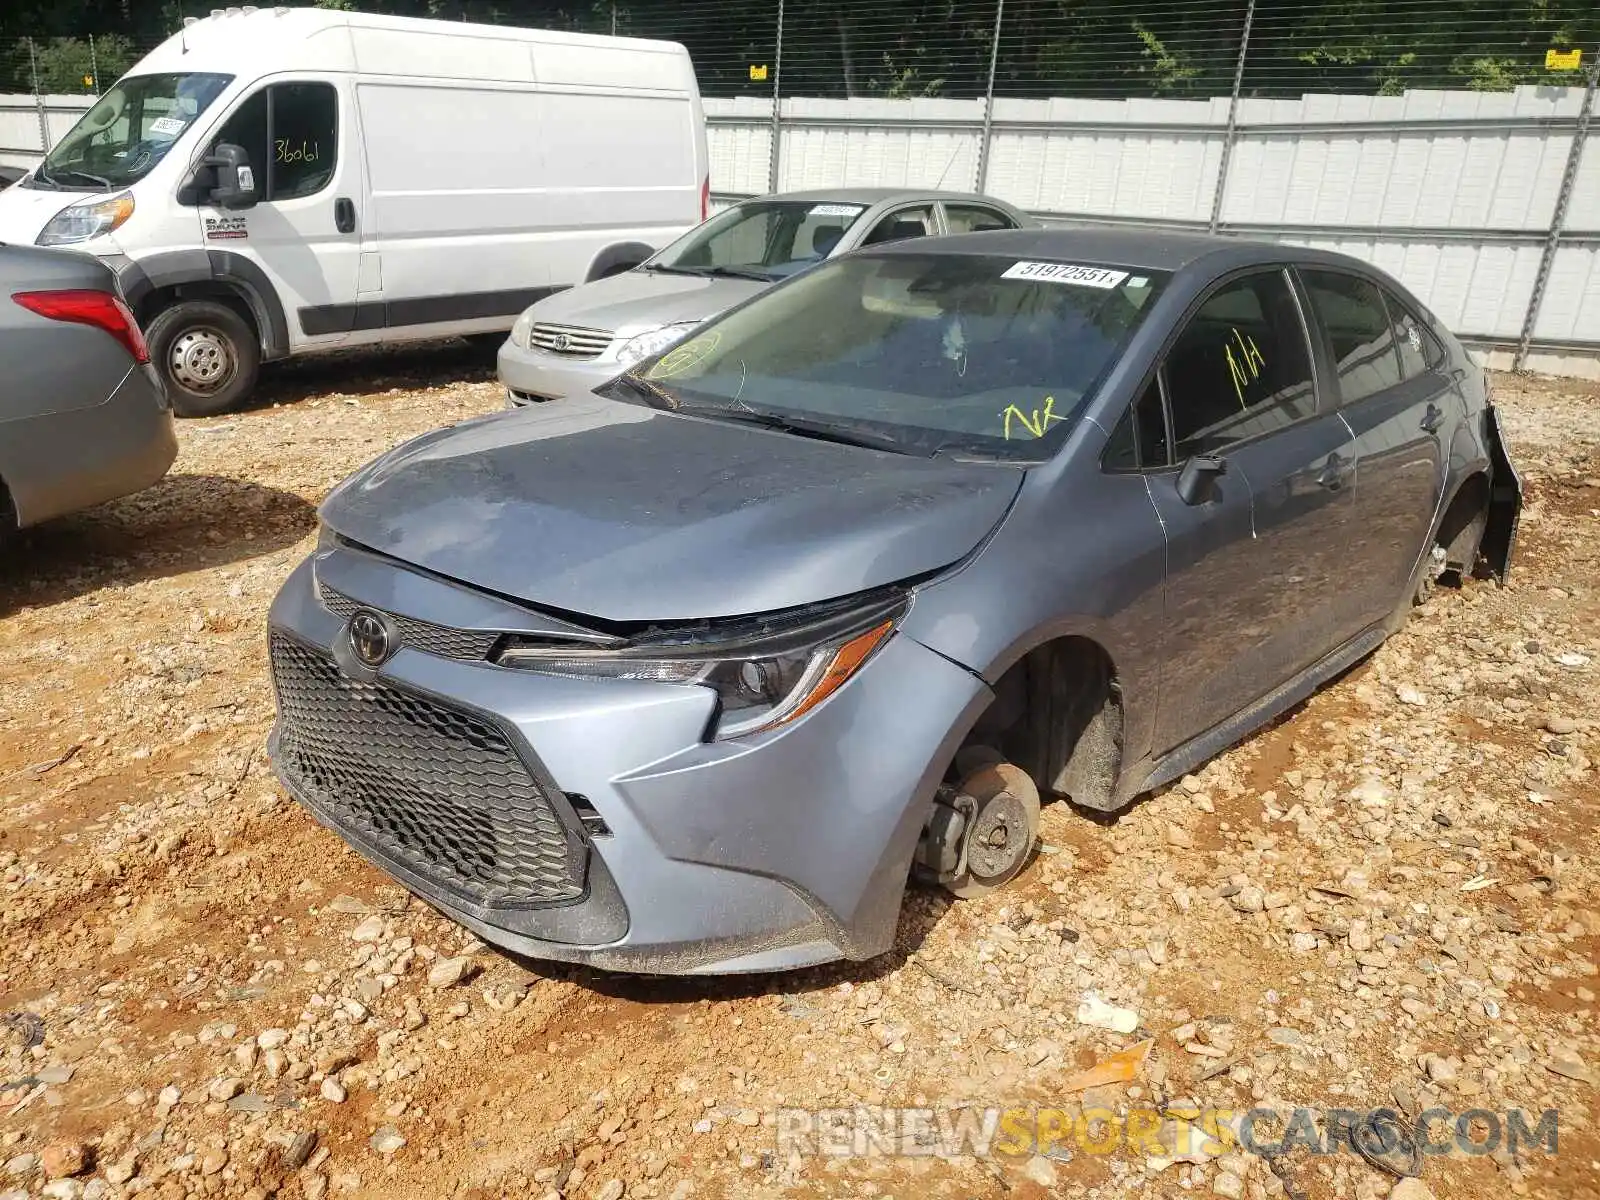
[12,288,149,364]
[701,175,710,222]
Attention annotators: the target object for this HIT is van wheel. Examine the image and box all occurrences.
[146,301,260,418]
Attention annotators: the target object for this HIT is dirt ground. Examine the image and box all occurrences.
[1,351,1596,1200]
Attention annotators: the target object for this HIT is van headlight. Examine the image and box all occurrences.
[615,322,698,368]
[495,591,905,740]
[38,192,135,246]
[510,309,534,350]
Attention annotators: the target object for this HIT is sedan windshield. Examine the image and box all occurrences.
[613,253,1168,462]
[33,73,232,192]
[643,199,870,282]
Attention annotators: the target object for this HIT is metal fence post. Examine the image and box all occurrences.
[90,33,99,92]
[1515,53,1599,371]
[767,0,785,194]
[27,38,52,156]
[974,0,1005,192]
[1208,0,1256,233]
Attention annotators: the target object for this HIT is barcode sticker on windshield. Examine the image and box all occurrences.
[149,116,188,137]
[1002,261,1128,288]
[809,203,865,218]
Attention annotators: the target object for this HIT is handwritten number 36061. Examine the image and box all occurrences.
[275,139,320,164]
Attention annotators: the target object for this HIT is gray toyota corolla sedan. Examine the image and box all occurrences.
[269,229,1521,975]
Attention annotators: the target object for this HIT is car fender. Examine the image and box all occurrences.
[112,250,290,360]
[584,242,658,283]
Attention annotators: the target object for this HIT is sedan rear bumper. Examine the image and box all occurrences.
[266,552,990,974]
[1,362,176,528]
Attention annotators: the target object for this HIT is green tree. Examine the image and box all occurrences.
[29,34,135,93]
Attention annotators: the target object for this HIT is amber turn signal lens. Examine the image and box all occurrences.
[774,618,896,729]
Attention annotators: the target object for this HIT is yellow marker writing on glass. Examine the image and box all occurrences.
[1224,327,1265,404]
[1002,394,1064,440]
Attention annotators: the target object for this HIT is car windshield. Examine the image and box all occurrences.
[33,73,233,192]
[609,253,1168,462]
[643,199,871,282]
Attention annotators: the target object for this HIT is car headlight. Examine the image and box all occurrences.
[495,590,905,740]
[615,321,699,368]
[38,192,135,246]
[509,309,534,350]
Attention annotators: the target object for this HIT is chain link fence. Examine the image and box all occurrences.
[1,4,1597,370]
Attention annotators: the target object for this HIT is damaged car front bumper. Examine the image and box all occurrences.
[266,545,989,975]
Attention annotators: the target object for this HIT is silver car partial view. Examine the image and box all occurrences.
[1,244,177,541]
[271,229,1521,976]
[496,188,1032,405]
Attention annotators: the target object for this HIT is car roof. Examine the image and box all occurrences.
[866,226,1329,273]
[756,187,1014,207]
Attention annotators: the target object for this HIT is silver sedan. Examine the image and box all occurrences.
[0,245,176,540]
[497,187,1033,405]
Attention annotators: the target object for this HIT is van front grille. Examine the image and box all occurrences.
[528,323,613,360]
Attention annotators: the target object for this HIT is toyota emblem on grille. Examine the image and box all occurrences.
[550,332,570,352]
[348,610,395,667]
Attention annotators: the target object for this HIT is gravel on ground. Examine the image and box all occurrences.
[1,351,1596,1200]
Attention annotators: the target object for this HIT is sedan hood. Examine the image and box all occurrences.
[528,269,769,334]
[320,395,1022,623]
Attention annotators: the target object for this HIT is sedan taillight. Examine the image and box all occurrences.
[12,288,150,365]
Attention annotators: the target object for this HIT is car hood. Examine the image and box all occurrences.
[0,183,87,243]
[320,394,1022,623]
[528,269,770,334]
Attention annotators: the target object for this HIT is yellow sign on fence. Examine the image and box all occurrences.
[1545,48,1582,71]
[749,64,769,81]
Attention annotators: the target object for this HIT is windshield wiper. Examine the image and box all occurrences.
[639,263,709,276]
[677,404,909,454]
[47,168,111,188]
[600,372,680,411]
[701,265,776,282]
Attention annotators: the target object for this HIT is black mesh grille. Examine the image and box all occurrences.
[319,586,500,662]
[270,634,584,906]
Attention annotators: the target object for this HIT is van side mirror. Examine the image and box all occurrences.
[204,142,258,210]
[1175,453,1227,506]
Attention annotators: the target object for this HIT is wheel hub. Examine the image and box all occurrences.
[964,790,1031,883]
[169,327,235,393]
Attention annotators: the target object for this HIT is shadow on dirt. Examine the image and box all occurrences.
[0,473,316,615]
[242,338,497,413]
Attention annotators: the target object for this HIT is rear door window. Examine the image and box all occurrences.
[1300,269,1402,404]
[1163,270,1318,458]
[861,205,936,247]
[943,204,1019,234]
[1382,289,1446,378]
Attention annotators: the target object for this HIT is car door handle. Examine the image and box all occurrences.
[334,197,356,234]
[1420,402,1444,434]
[1316,452,1351,491]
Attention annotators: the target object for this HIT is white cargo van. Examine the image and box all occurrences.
[0,7,708,415]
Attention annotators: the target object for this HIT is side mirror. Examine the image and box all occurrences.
[204,142,258,210]
[1175,453,1227,506]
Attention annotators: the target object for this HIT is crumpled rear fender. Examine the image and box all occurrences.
[1481,403,1522,584]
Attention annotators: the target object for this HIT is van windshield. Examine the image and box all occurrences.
[32,73,233,192]
[642,199,871,283]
